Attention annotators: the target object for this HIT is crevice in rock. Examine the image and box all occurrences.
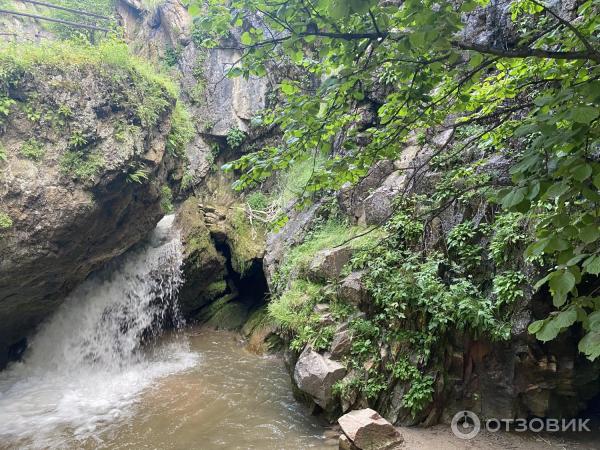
[190,231,269,331]
[212,236,268,311]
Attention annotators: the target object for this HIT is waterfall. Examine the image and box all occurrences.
[0,215,198,448]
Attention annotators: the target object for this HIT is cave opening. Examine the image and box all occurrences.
[213,239,269,313]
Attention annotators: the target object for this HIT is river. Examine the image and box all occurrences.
[0,216,330,449]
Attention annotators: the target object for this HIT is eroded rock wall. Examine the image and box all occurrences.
[0,53,179,367]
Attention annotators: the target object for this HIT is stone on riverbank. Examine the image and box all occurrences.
[338,408,403,450]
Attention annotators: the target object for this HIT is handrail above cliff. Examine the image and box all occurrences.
[17,0,112,20]
[0,8,111,32]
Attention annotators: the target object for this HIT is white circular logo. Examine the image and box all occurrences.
[451,410,481,440]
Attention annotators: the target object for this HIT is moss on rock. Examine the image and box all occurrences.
[227,206,266,275]
[176,197,227,315]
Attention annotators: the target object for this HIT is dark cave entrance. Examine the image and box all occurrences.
[213,238,269,313]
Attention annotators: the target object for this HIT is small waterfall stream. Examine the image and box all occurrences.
[0,215,198,448]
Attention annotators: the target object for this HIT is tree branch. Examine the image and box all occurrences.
[452,41,600,63]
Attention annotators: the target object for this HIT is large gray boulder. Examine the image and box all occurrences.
[338,408,403,450]
[293,347,346,410]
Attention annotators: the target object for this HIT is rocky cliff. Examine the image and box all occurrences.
[0,40,182,367]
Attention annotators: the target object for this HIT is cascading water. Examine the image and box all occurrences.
[0,215,197,448]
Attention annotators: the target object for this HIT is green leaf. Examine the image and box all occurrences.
[578,331,600,360]
[583,255,600,275]
[571,163,592,181]
[545,236,569,253]
[536,319,561,342]
[240,32,253,46]
[594,172,600,189]
[580,224,599,244]
[328,0,350,18]
[552,308,578,329]
[588,311,600,331]
[569,106,599,124]
[352,90,365,101]
[533,95,554,107]
[187,4,201,16]
[280,82,298,95]
[544,182,569,199]
[534,309,577,342]
[528,320,545,334]
[549,270,575,307]
[501,187,526,208]
[525,238,548,258]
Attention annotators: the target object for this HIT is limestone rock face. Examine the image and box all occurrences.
[118,0,270,184]
[0,63,178,367]
[293,347,346,410]
[338,408,403,450]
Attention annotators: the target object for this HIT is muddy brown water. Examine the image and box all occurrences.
[86,328,332,450]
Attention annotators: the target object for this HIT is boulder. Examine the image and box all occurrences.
[330,329,352,360]
[308,246,354,282]
[339,271,369,307]
[338,409,403,450]
[293,347,347,410]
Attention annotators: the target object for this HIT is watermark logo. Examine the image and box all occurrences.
[451,410,481,439]
[451,410,592,440]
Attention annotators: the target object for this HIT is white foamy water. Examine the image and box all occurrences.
[0,215,198,449]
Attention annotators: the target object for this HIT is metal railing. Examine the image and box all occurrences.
[0,0,113,35]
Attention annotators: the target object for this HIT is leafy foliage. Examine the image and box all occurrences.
[226,126,246,149]
[190,0,600,359]
[166,102,195,157]
[160,185,174,213]
[0,211,12,230]
[60,150,105,182]
[19,138,45,161]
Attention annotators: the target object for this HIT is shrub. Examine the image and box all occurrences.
[246,191,269,211]
[19,138,45,161]
[160,185,173,213]
[226,127,245,148]
[60,150,104,182]
[0,39,178,131]
[0,211,12,230]
[166,103,195,157]
[272,217,378,292]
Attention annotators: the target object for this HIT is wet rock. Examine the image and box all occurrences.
[193,293,249,331]
[338,408,403,450]
[293,347,347,410]
[339,434,359,450]
[308,246,354,283]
